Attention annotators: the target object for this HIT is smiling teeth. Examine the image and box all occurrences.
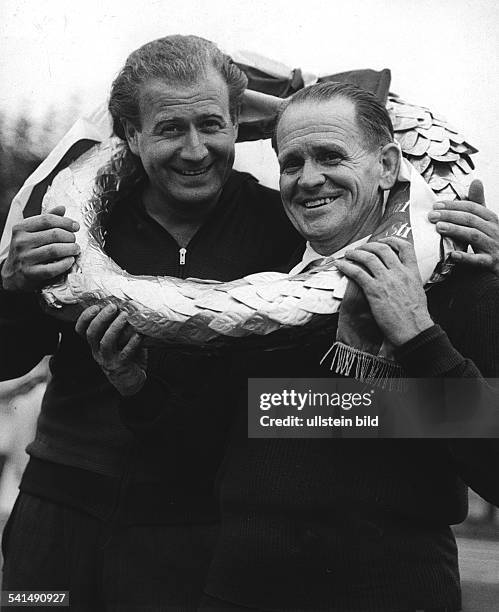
[304,197,333,208]
[179,167,211,176]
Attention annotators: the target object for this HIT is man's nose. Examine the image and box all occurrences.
[298,160,326,190]
[180,127,209,162]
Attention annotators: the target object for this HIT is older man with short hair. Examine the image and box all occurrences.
[199,82,499,612]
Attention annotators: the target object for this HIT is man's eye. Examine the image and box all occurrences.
[201,120,224,132]
[280,160,302,174]
[158,124,183,136]
[320,152,342,164]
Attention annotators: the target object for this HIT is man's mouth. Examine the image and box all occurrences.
[301,196,339,209]
[173,164,214,177]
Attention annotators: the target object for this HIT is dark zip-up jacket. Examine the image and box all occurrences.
[0,170,302,524]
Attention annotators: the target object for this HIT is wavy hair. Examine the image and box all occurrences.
[96,36,247,215]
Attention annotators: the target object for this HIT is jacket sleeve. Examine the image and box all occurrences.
[394,271,499,507]
[0,273,59,380]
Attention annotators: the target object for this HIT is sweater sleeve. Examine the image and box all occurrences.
[395,270,499,506]
[0,267,59,379]
[394,324,482,378]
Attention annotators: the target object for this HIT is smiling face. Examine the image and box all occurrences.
[125,67,238,215]
[277,97,388,255]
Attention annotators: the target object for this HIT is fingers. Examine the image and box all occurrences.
[75,304,136,359]
[429,202,498,232]
[99,312,134,359]
[28,227,79,247]
[114,323,136,351]
[334,259,373,291]
[352,242,402,268]
[377,236,417,266]
[468,179,485,206]
[341,238,417,280]
[432,221,491,248]
[16,212,79,234]
[47,205,67,217]
[120,333,144,361]
[85,304,121,353]
[450,251,493,268]
[3,209,81,291]
[344,247,389,276]
[75,304,104,337]
[24,242,80,265]
[76,304,118,349]
[27,257,77,282]
[12,220,79,257]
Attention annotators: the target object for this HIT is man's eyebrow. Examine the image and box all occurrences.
[277,148,302,164]
[314,144,347,156]
[278,143,347,164]
[152,115,182,126]
[153,111,226,124]
[278,155,300,169]
[196,112,226,121]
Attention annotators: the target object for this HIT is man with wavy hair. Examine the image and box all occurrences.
[0,35,300,610]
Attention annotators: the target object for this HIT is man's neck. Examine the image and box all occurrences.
[311,230,372,257]
[142,186,222,247]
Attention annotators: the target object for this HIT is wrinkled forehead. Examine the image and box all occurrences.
[137,68,231,120]
[276,98,364,153]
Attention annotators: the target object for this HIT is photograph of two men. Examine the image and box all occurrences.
[0,1,498,611]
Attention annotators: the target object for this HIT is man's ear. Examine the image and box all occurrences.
[378,143,401,190]
[232,119,239,142]
[123,120,140,156]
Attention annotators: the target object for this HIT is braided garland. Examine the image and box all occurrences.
[41,94,477,346]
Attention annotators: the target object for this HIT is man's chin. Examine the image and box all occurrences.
[169,186,223,209]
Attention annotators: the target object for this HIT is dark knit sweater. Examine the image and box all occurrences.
[118,263,499,609]
[0,170,301,523]
[195,264,499,612]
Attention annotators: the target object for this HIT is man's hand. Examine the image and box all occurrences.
[1,205,80,292]
[428,179,499,275]
[240,89,283,124]
[75,303,147,396]
[334,237,434,347]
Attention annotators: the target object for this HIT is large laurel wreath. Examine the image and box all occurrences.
[40,91,477,347]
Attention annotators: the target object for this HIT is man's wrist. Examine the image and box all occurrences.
[394,324,465,377]
[390,315,434,347]
[103,366,147,397]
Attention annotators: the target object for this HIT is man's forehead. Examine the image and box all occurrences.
[138,71,230,118]
[277,98,361,150]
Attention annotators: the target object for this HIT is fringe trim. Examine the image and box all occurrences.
[320,342,407,392]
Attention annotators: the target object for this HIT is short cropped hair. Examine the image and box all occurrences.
[109,35,248,139]
[273,81,394,152]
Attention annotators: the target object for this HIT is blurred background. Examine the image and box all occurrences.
[1,0,498,608]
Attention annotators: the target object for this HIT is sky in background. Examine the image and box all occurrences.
[1,0,498,207]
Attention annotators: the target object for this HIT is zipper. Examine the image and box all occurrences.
[178,247,187,277]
